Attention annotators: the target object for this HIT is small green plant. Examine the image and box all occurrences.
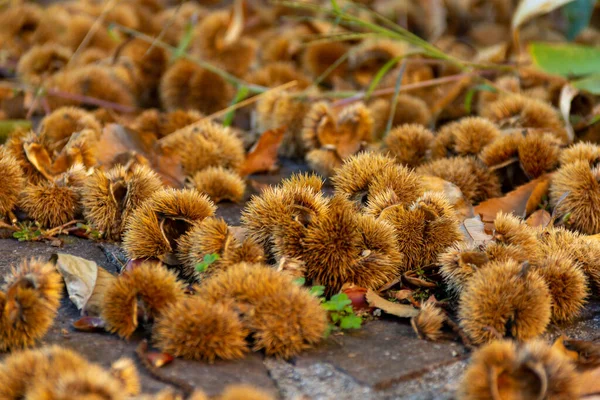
[322,293,362,331]
[76,223,102,240]
[12,221,42,241]
[301,284,362,336]
[195,253,220,273]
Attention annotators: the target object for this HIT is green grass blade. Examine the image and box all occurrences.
[223,85,250,127]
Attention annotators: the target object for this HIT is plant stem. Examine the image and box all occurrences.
[46,88,137,113]
[43,220,84,238]
[68,0,119,67]
[112,24,269,94]
[328,73,477,107]
[0,221,18,231]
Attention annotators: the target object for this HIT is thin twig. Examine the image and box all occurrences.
[112,24,268,94]
[329,73,477,107]
[144,0,184,57]
[68,0,119,66]
[446,318,474,351]
[43,219,84,238]
[0,221,18,232]
[135,340,195,398]
[45,88,137,113]
[384,60,407,137]
[199,80,298,122]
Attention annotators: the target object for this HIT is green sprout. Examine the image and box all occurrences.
[195,253,220,273]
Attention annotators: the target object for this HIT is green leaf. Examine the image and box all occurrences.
[571,74,600,94]
[340,314,362,330]
[223,85,249,127]
[563,0,595,41]
[205,253,219,263]
[330,312,341,323]
[327,293,352,311]
[529,42,600,77]
[293,277,306,286]
[309,285,325,297]
[365,55,404,100]
[464,84,497,114]
[195,253,220,273]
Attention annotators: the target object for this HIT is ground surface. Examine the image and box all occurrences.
[1,162,599,399]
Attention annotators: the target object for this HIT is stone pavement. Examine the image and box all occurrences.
[3,236,599,399]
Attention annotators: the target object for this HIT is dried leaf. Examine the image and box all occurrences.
[240,127,285,176]
[366,289,419,318]
[152,142,185,188]
[474,175,550,230]
[73,316,106,332]
[51,253,98,311]
[223,0,244,46]
[525,175,552,215]
[97,124,184,187]
[23,142,55,180]
[146,351,175,368]
[83,267,117,317]
[402,271,438,289]
[276,257,306,279]
[421,176,474,220]
[461,215,494,245]
[97,124,151,167]
[559,84,578,142]
[512,0,576,32]
[525,209,552,228]
[395,289,414,301]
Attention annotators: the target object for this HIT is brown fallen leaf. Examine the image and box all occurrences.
[23,142,55,180]
[402,271,438,289]
[222,0,244,47]
[461,215,493,245]
[276,256,306,279]
[366,289,419,318]
[474,175,550,230]
[395,289,414,301]
[239,127,285,176]
[421,176,474,220]
[526,209,552,228]
[97,124,185,187]
[51,253,98,312]
[84,267,117,317]
[73,316,106,332]
[146,351,175,368]
[525,174,552,215]
[559,84,578,143]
